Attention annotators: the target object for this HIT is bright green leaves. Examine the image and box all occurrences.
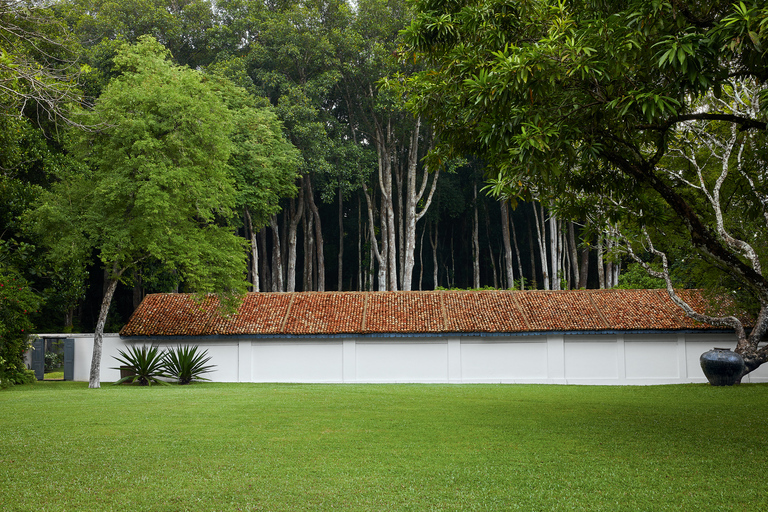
[653,32,714,94]
[0,268,41,387]
[31,36,249,299]
[607,90,681,122]
[715,1,768,53]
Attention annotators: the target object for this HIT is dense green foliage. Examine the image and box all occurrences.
[0,268,40,387]
[34,36,249,297]
[402,0,768,372]
[2,383,768,509]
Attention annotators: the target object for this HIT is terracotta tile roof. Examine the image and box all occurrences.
[120,289,742,337]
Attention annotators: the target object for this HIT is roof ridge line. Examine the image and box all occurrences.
[439,293,449,331]
[280,294,296,333]
[587,291,611,329]
[654,288,690,326]
[511,291,531,330]
[361,294,369,332]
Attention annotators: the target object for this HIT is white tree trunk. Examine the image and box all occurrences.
[402,119,440,291]
[363,183,387,291]
[89,267,122,388]
[286,185,305,293]
[533,202,550,290]
[304,175,325,291]
[338,187,344,291]
[430,220,439,289]
[568,221,580,290]
[269,215,284,292]
[549,212,560,290]
[597,231,605,289]
[510,214,524,290]
[472,183,480,289]
[500,200,515,289]
[244,207,259,292]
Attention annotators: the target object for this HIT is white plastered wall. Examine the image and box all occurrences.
[35,331,768,385]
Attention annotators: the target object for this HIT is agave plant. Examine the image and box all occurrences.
[112,345,170,386]
[164,345,215,385]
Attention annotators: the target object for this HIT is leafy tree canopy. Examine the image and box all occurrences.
[28,36,252,386]
[401,0,768,375]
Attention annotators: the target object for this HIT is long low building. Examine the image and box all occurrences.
[39,289,768,384]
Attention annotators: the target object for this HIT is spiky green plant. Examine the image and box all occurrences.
[163,345,215,385]
[112,345,170,386]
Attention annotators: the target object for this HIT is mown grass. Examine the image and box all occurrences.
[1,382,767,511]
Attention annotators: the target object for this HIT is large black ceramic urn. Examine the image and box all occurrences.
[700,348,745,386]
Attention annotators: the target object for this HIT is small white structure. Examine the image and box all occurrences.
[41,290,768,385]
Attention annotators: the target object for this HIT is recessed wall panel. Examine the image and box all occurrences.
[356,341,448,382]
[252,342,343,382]
[624,341,679,379]
[461,340,548,381]
[564,338,618,380]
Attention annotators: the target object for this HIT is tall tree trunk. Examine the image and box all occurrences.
[304,175,325,291]
[402,120,439,291]
[549,212,560,290]
[527,211,537,289]
[368,223,375,291]
[303,204,314,291]
[372,121,397,290]
[244,207,259,292]
[472,183,481,289]
[89,264,123,388]
[597,231,606,289]
[64,307,74,330]
[363,183,387,291]
[338,186,344,291]
[484,205,499,289]
[358,193,363,291]
[533,202,550,290]
[286,184,305,293]
[500,200,515,289]
[132,270,142,310]
[510,215,524,290]
[395,156,405,289]
[419,220,426,291]
[450,226,455,288]
[269,215,283,292]
[568,221,580,290]
[259,227,270,292]
[579,246,590,289]
[430,219,438,289]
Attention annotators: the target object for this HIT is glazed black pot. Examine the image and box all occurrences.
[700,348,745,386]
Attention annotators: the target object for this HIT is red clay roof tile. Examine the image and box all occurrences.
[119,289,741,337]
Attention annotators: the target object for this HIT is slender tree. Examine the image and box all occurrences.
[29,37,255,387]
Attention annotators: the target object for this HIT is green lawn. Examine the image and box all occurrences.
[1,382,766,511]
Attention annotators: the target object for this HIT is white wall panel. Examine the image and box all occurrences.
[624,337,679,380]
[355,341,448,382]
[564,337,619,380]
[460,339,548,381]
[251,342,343,383]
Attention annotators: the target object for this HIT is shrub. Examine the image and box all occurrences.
[112,345,170,386]
[45,351,63,372]
[164,345,215,385]
[0,270,40,387]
